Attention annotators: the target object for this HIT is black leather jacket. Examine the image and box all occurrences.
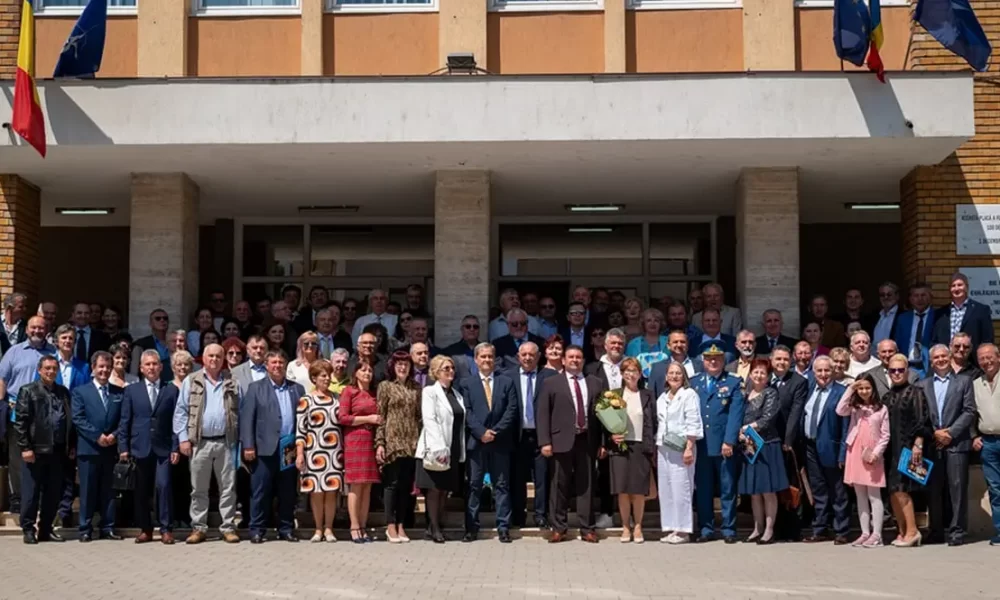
[742,386,781,443]
[13,381,74,455]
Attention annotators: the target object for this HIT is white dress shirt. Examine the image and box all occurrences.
[600,355,623,389]
[352,312,399,343]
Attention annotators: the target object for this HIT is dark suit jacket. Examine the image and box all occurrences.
[71,381,124,456]
[118,380,180,459]
[291,309,318,335]
[79,328,111,360]
[584,359,620,392]
[646,357,704,399]
[771,370,808,448]
[0,319,26,355]
[460,372,519,451]
[558,327,597,363]
[240,378,306,457]
[794,381,848,468]
[536,373,601,455]
[494,334,546,371]
[917,373,977,453]
[442,339,479,360]
[505,367,558,433]
[754,334,798,356]
[52,357,91,391]
[931,299,995,351]
[894,308,937,357]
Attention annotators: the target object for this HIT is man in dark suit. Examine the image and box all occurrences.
[240,350,306,543]
[69,302,110,361]
[559,303,595,363]
[71,351,124,542]
[866,282,902,351]
[769,344,809,542]
[792,356,850,544]
[537,345,603,543]
[460,343,518,543]
[647,331,704,397]
[932,272,995,354]
[52,324,92,528]
[494,308,546,371]
[442,315,482,381]
[894,282,936,370]
[118,349,181,544]
[0,292,27,356]
[755,309,798,356]
[506,341,556,529]
[919,344,977,545]
[347,331,386,386]
[291,285,329,334]
[584,328,628,528]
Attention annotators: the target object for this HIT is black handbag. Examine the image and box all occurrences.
[112,459,137,491]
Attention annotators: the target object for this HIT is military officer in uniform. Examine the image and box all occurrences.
[692,344,745,543]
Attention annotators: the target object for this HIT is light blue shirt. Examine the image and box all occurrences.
[58,355,74,388]
[538,319,559,340]
[250,362,267,382]
[804,386,829,439]
[933,373,951,424]
[0,340,56,398]
[173,372,232,443]
[872,305,898,356]
[272,380,294,437]
[566,327,586,349]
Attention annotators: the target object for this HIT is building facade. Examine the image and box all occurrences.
[0,0,990,342]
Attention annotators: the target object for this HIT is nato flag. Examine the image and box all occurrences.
[915,0,992,72]
[834,0,872,67]
[53,0,108,78]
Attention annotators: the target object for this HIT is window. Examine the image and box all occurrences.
[330,0,436,11]
[499,224,643,277]
[194,0,299,15]
[489,0,602,12]
[309,225,434,278]
[37,0,136,13]
[627,0,739,9]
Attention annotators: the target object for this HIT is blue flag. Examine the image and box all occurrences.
[915,0,992,72]
[834,0,872,67]
[53,0,107,78]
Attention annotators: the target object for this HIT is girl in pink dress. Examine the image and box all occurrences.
[836,373,891,547]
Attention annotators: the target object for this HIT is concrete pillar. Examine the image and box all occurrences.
[301,0,324,76]
[137,0,188,77]
[438,0,487,71]
[604,0,626,74]
[0,175,40,303]
[129,174,199,337]
[736,168,800,336]
[742,0,795,71]
[434,170,490,341]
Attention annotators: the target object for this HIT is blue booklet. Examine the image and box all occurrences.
[742,426,764,464]
[897,447,933,486]
[279,434,297,471]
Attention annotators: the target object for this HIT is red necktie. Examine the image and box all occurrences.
[573,376,586,430]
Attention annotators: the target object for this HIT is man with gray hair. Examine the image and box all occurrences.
[691,283,742,337]
[917,343,976,546]
[351,288,398,344]
[493,308,545,371]
[1,292,27,355]
[846,331,881,379]
[488,288,541,342]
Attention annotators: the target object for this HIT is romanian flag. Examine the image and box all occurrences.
[867,0,886,83]
[11,0,46,158]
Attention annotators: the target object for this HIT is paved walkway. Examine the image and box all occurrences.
[0,535,995,600]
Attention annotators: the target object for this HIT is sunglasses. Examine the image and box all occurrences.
[440,365,455,372]
[888,368,907,374]
[226,351,243,357]
[463,324,480,330]
[152,316,168,322]
[303,342,318,348]
[508,321,527,327]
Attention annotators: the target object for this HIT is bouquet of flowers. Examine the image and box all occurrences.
[595,389,629,451]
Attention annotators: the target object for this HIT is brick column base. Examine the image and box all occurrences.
[0,175,40,303]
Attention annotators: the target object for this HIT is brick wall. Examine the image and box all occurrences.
[901,0,1000,336]
[0,174,39,305]
[0,0,19,81]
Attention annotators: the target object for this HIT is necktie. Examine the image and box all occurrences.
[769,338,776,351]
[525,372,535,426]
[76,329,87,361]
[915,311,926,343]
[483,377,493,409]
[573,376,586,430]
[706,376,716,395]
[809,388,825,438]
[100,385,109,411]
[417,371,426,388]
[515,338,522,350]
[321,337,331,359]
[149,383,158,410]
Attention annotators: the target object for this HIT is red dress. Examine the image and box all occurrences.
[336,386,380,484]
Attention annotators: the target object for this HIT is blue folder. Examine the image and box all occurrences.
[743,426,764,465]
[898,447,933,486]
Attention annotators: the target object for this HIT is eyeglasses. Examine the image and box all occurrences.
[879,293,895,299]
[591,331,605,338]
[887,368,907,374]
[152,316,168,322]
[953,343,970,349]
[226,351,243,357]
[439,365,455,372]
[568,311,585,316]
[508,321,527,327]
[302,342,318,348]
[463,324,480,330]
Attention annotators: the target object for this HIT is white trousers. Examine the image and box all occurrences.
[657,446,696,533]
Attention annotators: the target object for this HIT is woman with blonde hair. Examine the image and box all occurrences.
[655,361,703,544]
[295,360,344,543]
[623,297,644,340]
[287,331,320,391]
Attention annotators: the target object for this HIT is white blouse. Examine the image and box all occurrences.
[624,389,643,442]
[655,387,703,446]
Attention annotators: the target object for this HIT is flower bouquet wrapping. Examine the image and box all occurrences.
[595,389,629,451]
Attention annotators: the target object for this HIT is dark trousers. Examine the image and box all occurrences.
[134,455,174,533]
[804,441,849,536]
[695,453,741,537]
[20,452,65,534]
[511,429,549,526]
[597,456,614,516]
[775,448,802,540]
[382,457,415,525]
[236,465,252,527]
[78,452,117,534]
[550,433,596,535]
[57,455,77,523]
[249,453,296,536]
[466,447,512,533]
[927,450,970,542]
[6,427,22,510]
[172,455,191,526]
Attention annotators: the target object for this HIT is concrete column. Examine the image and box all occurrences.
[438,0,487,71]
[742,0,795,71]
[736,168,800,336]
[0,175,40,303]
[129,174,199,337]
[604,0,626,74]
[434,170,490,341]
[137,0,188,77]
[301,0,324,76]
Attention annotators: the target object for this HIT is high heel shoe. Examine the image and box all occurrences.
[386,529,402,544]
[362,528,373,543]
[323,529,337,543]
[895,532,922,548]
[431,529,446,544]
[756,536,775,546]
[350,529,364,544]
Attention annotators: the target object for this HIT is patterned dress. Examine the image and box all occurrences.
[337,385,381,484]
[295,392,345,494]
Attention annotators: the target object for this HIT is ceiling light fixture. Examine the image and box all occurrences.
[845,203,900,211]
[568,227,614,233]
[55,207,114,215]
[565,204,624,213]
[297,205,360,214]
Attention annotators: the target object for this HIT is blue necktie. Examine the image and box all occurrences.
[100,385,109,411]
[525,372,535,427]
[706,376,716,395]
[810,388,825,438]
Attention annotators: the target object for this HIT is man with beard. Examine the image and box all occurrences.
[726,330,758,383]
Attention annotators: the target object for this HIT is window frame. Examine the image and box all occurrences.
[35,0,137,16]
[627,0,740,9]
[326,0,438,13]
[191,0,301,17]
[488,0,604,13]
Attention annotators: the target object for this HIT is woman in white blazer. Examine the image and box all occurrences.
[655,361,703,544]
[414,355,466,543]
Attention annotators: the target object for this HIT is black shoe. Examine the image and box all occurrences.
[423,528,434,541]
[462,531,477,543]
[724,536,738,544]
[432,531,446,544]
[498,530,512,544]
[925,535,947,545]
[756,537,775,546]
[39,532,64,543]
[533,517,549,530]
[60,517,73,530]
[79,533,93,543]
[99,532,123,541]
[250,534,264,544]
[22,531,37,545]
[948,539,964,547]
[694,533,715,543]
[278,532,299,543]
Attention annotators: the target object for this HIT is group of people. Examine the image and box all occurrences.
[3,272,1000,549]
